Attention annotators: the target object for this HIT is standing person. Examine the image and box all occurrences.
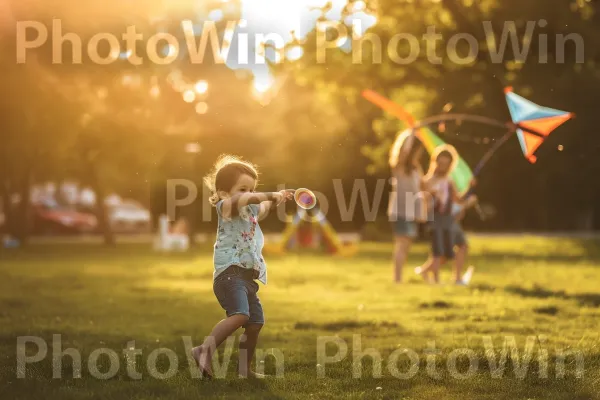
[388,130,425,283]
[416,194,477,285]
[419,146,463,283]
[191,155,294,379]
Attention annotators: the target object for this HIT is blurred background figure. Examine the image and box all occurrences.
[387,131,425,283]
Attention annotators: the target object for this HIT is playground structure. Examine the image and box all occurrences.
[263,208,359,256]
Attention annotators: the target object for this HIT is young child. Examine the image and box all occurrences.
[416,194,477,285]
[192,155,293,379]
[418,145,474,284]
[388,130,425,283]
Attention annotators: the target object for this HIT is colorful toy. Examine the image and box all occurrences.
[294,188,317,210]
[263,208,359,256]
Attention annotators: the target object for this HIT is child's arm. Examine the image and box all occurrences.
[463,194,478,209]
[221,192,283,219]
[453,179,477,204]
[421,176,439,197]
[420,176,431,193]
[450,181,462,203]
[454,195,478,221]
[221,190,293,219]
[420,177,436,214]
[258,190,295,220]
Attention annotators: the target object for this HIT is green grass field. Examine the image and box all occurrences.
[1,237,600,399]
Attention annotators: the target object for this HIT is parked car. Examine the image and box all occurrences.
[32,200,97,235]
[108,201,151,233]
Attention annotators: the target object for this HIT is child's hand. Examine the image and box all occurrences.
[272,190,293,206]
[277,189,294,204]
[282,189,295,199]
[466,195,478,208]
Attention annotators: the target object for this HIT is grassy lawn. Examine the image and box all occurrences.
[1,236,600,399]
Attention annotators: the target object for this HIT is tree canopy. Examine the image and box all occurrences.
[1,0,599,239]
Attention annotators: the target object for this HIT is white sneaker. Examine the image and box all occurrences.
[461,266,475,285]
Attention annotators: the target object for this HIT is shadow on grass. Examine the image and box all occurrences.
[533,306,560,316]
[505,285,600,307]
[419,300,453,309]
[468,283,600,309]
[470,283,498,292]
[294,320,400,331]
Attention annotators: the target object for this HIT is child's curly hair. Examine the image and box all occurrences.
[203,155,259,206]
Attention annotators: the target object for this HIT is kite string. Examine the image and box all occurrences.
[410,116,517,219]
[425,128,501,145]
[408,113,517,175]
[472,129,515,176]
[411,113,512,131]
[454,130,514,202]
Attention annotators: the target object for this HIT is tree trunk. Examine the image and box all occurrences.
[0,179,13,237]
[187,150,201,247]
[87,161,115,246]
[16,166,33,245]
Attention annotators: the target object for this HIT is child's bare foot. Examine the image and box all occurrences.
[191,345,213,379]
[239,370,267,379]
[415,266,431,283]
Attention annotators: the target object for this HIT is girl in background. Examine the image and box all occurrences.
[388,130,425,283]
[418,145,474,284]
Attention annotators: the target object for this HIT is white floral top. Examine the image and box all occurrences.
[213,200,267,284]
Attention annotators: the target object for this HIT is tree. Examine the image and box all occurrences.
[284,0,600,230]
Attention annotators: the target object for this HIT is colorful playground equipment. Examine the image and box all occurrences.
[263,208,359,256]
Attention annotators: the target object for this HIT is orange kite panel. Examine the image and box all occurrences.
[524,132,544,157]
[518,114,572,136]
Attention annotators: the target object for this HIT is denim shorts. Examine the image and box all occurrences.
[391,218,418,238]
[453,224,467,247]
[213,266,264,326]
[430,222,467,259]
[431,227,454,259]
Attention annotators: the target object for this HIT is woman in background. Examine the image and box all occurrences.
[388,130,425,283]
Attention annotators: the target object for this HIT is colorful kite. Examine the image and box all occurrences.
[362,89,474,195]
[504,87,574,163]
[362,87,573,177]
